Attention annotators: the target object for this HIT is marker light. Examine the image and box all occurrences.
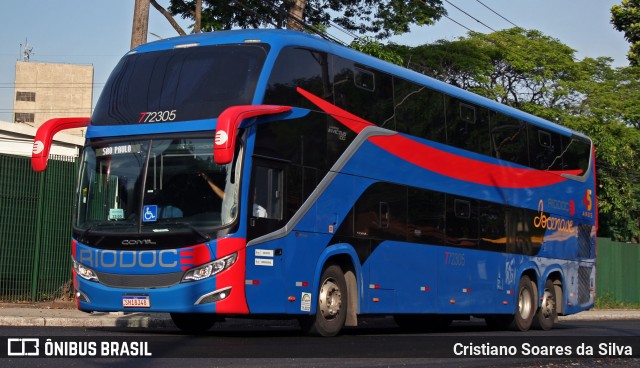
[182,253,237,282]
[174,42,200,49]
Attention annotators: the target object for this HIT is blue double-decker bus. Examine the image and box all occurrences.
[32,29,596,336]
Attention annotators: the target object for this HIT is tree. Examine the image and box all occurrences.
[611,0,640,66]
[350,37,403,65]
[152,0,445,39]
[398,28,582,113]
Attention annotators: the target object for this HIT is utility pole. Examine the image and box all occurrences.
[287,0,306,31]
[131,0,150,49]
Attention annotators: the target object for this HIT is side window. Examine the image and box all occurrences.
[354,67,375,91]
[407,188,445,245]
[332,56,394,126]
[561,136,591,174]
[252,165,283,220]
[264,47,332,109]
[394,78,446,143]
[354,182,407,241]
[248,160,285,241]
[446,98,491,156]
[253,112,327,168]
[445,195,478,248]
[490,112,529,167]
[506,207,543,256]
[528,126,563,170]
[478,201,506,252]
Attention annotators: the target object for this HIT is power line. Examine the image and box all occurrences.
[443,0,497,33]
[475,0,521,29]
[431,1,583,65]
[443,14,475,33]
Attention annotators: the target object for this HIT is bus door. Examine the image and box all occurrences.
[245,158,288,312]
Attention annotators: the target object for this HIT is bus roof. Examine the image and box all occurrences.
[132,29,587,141]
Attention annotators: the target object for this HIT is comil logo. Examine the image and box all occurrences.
[215,130,228,146]
[7,338,40,356]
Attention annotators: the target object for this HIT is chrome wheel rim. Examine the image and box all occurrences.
[319,278,342,320]
[518,287,533,320]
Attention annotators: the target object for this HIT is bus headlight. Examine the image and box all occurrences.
[182,253,237,282]
[72,259,99,282]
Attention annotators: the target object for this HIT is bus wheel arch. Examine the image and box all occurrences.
[300,251,359,336]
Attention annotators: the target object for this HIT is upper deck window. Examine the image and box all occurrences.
[92,43,269,125]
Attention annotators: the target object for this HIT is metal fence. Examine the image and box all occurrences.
[596,238,640,304]
[0,153,77,302]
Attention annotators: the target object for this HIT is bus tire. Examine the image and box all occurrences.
[299,264,347,337]
[532,278,557,330]
[170,312,217,333]
[510,275,537,331]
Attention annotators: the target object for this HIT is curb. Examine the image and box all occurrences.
[0,308,638,328]
[0,312,175,328]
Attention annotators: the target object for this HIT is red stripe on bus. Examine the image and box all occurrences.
[297,87,581,189]
[369,134,581,188]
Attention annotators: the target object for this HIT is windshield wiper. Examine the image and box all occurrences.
[160,222,211,242]
[78,222,130,244]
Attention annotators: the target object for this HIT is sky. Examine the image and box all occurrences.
[0,0,630,123]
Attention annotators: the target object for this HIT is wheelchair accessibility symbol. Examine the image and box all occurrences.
[143,205,158,222]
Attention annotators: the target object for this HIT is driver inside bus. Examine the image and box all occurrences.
[198,172,225,200]
[199,172,267,218]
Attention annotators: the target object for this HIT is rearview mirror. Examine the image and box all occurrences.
[214,105,291,165]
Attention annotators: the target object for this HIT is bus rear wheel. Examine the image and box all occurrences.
[532,279,557,330]
[170,312,217,333]
[299,264,347,337]
[510,275,537,331]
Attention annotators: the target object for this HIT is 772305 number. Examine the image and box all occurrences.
[139,110,177,123]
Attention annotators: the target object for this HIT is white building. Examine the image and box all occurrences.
[0,120,83,158]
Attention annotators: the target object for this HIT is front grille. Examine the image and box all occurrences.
[95,271,184,288]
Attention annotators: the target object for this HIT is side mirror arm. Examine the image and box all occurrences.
[32,117,90,172]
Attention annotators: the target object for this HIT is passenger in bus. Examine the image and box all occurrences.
[252,194,267,218]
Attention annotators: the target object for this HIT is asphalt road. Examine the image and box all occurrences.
[1,318,639,367]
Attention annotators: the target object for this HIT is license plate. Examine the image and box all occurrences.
[122,295,150,308]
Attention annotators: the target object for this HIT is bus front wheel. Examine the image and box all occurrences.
[299,264,348,337]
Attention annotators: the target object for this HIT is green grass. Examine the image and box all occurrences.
[595,291,640,309]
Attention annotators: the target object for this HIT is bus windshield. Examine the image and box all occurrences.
[75,138,241,234]
[92,43,269,125]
